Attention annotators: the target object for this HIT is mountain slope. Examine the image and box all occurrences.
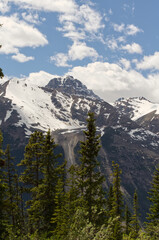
[114,97,159,133]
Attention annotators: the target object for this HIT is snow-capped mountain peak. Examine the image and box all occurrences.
[113,96,159,134]
[0,72,108,135]
[114,96,159,121]
[45,75,100,100]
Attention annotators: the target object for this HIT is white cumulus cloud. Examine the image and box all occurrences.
[119,58,131,69]
[67,61,145,92]
[68,41,99,61]
[21,12,40,24]
[58,3,104,42]
[106,37,118,50]
[126,24,143,35]
[50,41,99,66]
[8,0,77,14]
[50,53,71,67]
[112,23,125,32]
[66,61,159,103]
[12,53,34,62]
[136,52,159,70]
[0,15,48,56]
[121,43,142,54]
[112,23,143,36]
[79,4,104,33]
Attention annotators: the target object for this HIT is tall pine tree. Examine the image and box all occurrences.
[130,190,140,238]
[4,145,16,227]
[146,165,159,239]
[4,145,24,237]
[0,131,7,238]
[124,204,131,236]
[35,129,62,234]
[110,161,123,240]
[77,112,105,224]
[51,161,68,238]
[18,131,44,233]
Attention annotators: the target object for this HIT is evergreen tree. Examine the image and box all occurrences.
[111,162,123,218]
[146,165,159,238]
[4,145,25,236]
[51,161,68,238]
[0,131,7,238]
[18,131,44,191]
[4,145,16,226]
[0,180,7,239]
[77,112,105,224]
[110,161,123,240]
[18,131,45,233]
[13,174,25,236]
[130,190,140,238]
[34,129,62,234]
[0,130,4,167]
[0,68,3,79]
[106,185,114,219]
[147,165,159,224]
[125,205,131,236]
[66,164,81,217]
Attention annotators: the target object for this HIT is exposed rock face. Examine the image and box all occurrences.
[114,96,159,134]
[45,75,100,100]
[1,74,159,220]
[136,111,159,134]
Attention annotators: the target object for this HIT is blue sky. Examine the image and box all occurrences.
[1,0,159,102]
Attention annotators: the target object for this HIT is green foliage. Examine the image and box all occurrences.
[123,230,151,240]
[77,112,105,224]
[4,145,25,236]
[145,165,159,239]
[66,164,82,216]
[130,190,140,238]
[1,113,159,239]
[18,131,45,233]
[94,218,117,240]
[18,130,64,236]
[145,223,159,240]
[147,165,159,225]
[33,130,62,234]
[109,161,123,239]
[0,130,4,166]
[51,161,68,238]
[67,209,121,240]
[111,161,123,218]
[0,131,8,238]
[18,131,44,189]
[106,185,114,218]
[125,205,131,235]
[0,179,8,238]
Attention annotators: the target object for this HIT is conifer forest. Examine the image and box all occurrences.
[0,113,159,240]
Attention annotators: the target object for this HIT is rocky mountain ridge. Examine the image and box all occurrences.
[114,96,159,133]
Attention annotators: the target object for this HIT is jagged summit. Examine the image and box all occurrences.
[46,75,100,100]
[114,96,159,120]
[113,96,159,134]
[115,96,149,104]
